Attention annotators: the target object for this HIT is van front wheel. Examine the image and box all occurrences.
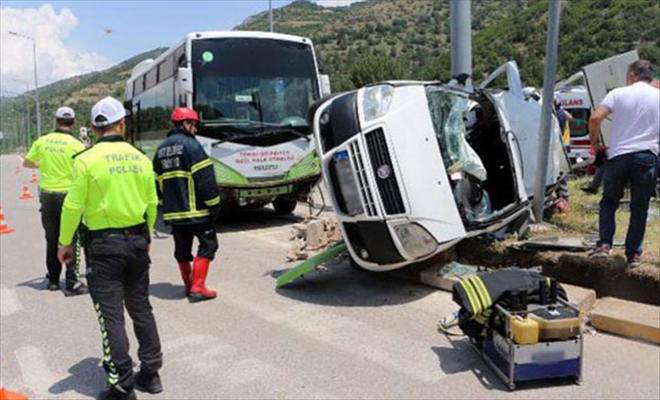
[273,196,297,214]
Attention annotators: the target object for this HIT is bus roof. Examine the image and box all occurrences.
[127,30,312,83]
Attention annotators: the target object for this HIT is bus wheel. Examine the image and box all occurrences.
[273,197,297,214]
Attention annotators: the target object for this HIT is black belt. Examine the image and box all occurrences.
[88,223,147,239]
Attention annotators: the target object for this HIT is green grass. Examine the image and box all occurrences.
[546,177,660,266]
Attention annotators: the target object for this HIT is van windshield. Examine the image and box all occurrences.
[425,87,487,182]
[191,38,319,137]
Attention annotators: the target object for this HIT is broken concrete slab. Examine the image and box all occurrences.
[420,262,481,292]
[511,236,591,251]
[511,235,626,251]
[305,219,328,250]
[563,283,597,312]
[590,297,660,344]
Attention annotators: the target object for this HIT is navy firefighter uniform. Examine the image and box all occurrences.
[153,107,220,303]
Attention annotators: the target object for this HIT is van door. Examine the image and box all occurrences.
[581,50,639,146]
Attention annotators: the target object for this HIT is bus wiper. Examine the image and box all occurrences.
[211,133,254,147]
[259,128,311,142]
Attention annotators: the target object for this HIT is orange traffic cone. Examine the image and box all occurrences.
[0,206,15,235]
[19,183,34,200]
[30,171,38,183]
[0,387,29,400]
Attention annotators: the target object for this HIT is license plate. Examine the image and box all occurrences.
[333,151,363,215]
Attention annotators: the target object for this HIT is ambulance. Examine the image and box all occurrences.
[554,83,592,162]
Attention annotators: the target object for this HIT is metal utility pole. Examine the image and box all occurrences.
[269,0,274,32]
[450,0,472,77]
[9,31,41,137]
[532,0,562,222]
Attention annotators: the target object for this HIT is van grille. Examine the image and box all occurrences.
[364,128,405,215]
[349,141,377,217]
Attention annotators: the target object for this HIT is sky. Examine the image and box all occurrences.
[0,0,364,96]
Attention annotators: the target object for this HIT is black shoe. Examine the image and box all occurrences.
[97,385,136,400]
[64,281,89,297]
[47,281,60,291]
[134,370,163,394]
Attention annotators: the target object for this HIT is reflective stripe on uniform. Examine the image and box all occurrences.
[191,158,212,174]
[470,276,493,309]
[204,196,220,207]
[163,209,210,221]
[467,277,488,311]
[156,170,191,181]
[459,280,481,315]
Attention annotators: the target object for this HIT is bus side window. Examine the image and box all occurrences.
[178,94,187,107]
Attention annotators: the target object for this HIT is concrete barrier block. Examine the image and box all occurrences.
[591,297,660,344]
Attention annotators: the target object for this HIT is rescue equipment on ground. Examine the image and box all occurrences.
[443,268,583,390]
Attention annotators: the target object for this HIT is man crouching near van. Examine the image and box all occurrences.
[588,60,660,268]
[153,107,220,301]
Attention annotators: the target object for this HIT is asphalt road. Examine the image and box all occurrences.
[1,154,659,399]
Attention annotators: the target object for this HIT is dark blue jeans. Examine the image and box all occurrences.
[598,151,658,256]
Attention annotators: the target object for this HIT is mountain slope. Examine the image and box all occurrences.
[2,0,658,151]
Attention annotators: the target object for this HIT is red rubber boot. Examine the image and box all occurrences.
[178,262,192,297]
[189,257,217,303]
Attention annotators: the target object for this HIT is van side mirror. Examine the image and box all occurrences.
[319,74,331,97]
[177,67,193,95]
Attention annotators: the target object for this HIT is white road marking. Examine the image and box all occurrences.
[15,345,56,398]
[0,286,23,317]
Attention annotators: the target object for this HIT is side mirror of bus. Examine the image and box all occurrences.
[320,74,331,97]
[177,67,193,95]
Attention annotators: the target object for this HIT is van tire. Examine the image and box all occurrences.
[273,197,297,214]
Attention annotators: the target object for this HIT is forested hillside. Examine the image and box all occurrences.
[1,0,658,151]
[238,0,659,90]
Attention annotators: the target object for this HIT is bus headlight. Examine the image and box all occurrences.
[363,85,393,122]
[393,223,438,259]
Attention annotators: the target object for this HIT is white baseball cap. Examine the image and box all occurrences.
[55,106,75,119]
[91,96,126,127]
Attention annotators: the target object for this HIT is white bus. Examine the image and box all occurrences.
[125,31,330,213]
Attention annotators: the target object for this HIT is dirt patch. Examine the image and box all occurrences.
[455,238,660,306]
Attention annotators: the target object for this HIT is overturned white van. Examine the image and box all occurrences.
[312,61,570,272]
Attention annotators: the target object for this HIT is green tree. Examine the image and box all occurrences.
[348,54,406,88]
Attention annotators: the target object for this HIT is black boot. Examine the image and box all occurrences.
[135,370,163,394]
[97,385,136,400]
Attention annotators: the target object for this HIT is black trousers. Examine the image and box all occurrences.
[39,191,80,287]
[85,229,162,390]
[172,222,219,262]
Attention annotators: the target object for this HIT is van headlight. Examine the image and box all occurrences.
[393,223,438,259]
[363,85,394,121]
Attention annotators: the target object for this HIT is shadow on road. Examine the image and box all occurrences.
[150,281,187,300]
[16,277,47,291]
[432,337,502,391]
[49,357,105,398]
[432,336,580,392]
[273,256,435,308]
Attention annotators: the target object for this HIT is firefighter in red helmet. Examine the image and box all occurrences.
[153,107,220,302]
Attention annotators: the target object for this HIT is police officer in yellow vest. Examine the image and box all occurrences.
[24,106,87,295]
[57,97,163,400]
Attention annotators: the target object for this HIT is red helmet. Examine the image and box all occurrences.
[171,107,199,123]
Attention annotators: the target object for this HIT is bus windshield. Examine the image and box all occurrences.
[191,38,319,135]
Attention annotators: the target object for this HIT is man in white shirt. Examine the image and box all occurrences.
[588,60,660,267]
